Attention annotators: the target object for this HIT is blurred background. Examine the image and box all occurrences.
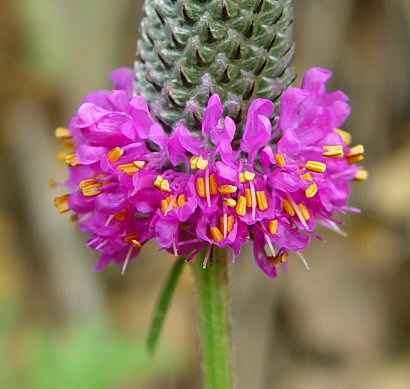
[1,0,409,388]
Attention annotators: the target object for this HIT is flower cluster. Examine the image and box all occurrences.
[54,67,366,277]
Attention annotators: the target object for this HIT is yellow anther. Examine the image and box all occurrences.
[223,198,237,208]
[62,140,76,150]
[196,177,206,198]
[79,179,102,197]
[107,147,124,162]
[70,214,79,222]
[354,169,368,182]
[346,144,364,164]
[209,174,218,195]
[131,239,142,249]
[298,203,311,221]
[124,233,141,248]
[118,161,145,176]
[256,191,269,211]
[300,172,313,181]
[275,153,286,168]
[283,199,295,216]
[305,183,318,198]
[154,175,171,192]
[55,127,72,140]
[48,178,57,188]
[54,194,70,213]
[190,155,209,170]
[227,215,235,234]
[323,145,344,158]
[161,199,169,214]
[65,153,80,167]
[335,128,352,145]
[236,196,247,216]
[114,209,127,221]
[218,185,238,195]
[218,215,235,236]
[210,226,224,243]
[270,251,289,266]
[306,161,327,173]
[245,188,252,208]
[239,171,255,183]
[177,194,187,207]
[268,220,278,235]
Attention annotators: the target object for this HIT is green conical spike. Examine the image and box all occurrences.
[135,0,295,132]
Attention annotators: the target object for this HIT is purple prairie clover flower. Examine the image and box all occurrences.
[53,67,367,277]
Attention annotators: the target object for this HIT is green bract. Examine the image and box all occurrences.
[135,0,295,130]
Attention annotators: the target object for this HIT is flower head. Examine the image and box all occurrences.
[54,67,366,277]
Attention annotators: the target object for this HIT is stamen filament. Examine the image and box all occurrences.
[205,168,211,207]
[249,180,257,220]
[121,246,133,275]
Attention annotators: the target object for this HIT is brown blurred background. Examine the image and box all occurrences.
[0,0,409,388]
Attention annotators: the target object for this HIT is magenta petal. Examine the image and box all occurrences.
[110,67,134,98]
[253,229,277,278]
[241,99,274,161]
[76,145,107,165]
[202,94,223,137]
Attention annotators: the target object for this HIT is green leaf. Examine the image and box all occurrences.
[147,256,185,354]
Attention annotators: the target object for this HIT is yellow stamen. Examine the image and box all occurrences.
[55,127,72,140]
[190,155,209,170]
[347,144,364,156]
[65,153,80,167]
[161,199,170,214]
[305,183,318,198]
[79,179,102,197]
[54,194,70,213]
[335,128,352,145]
[196,177,206,198]
[300,172,313,181]
[118,161,145,176]
[124,233,141,248]
[177,194,187,207]
[268,220,278,235]
[346,144,364,164]
[275,153,286,168]
[218,185,238,195]
[154,175,171,192]
[107,147,124,162]
[245,188,252,208]
[298,203,311,221]
[283,199,295,216]
[323,145,344,158]
[354,169,368,182]
[227,215,235,234]
[62,140,76,150]
[223,198,237,208]
[70,214,79,222]
[256,191,268,211]
[219,214,235,239]
[236,196,247,216]
[48,178,57,188]
[306,161,327,173]
[271,251,289,266]
[209,174,218,195]
[210,226,224,243]
[131,239,142,249]
[239,171,256,183]
[114,209,127,221]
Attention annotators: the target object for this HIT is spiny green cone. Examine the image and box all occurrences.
[135,0,295,131]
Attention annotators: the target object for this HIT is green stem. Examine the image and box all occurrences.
[193,247,233,389]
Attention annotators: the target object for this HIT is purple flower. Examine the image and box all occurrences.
[54,67,366,277]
